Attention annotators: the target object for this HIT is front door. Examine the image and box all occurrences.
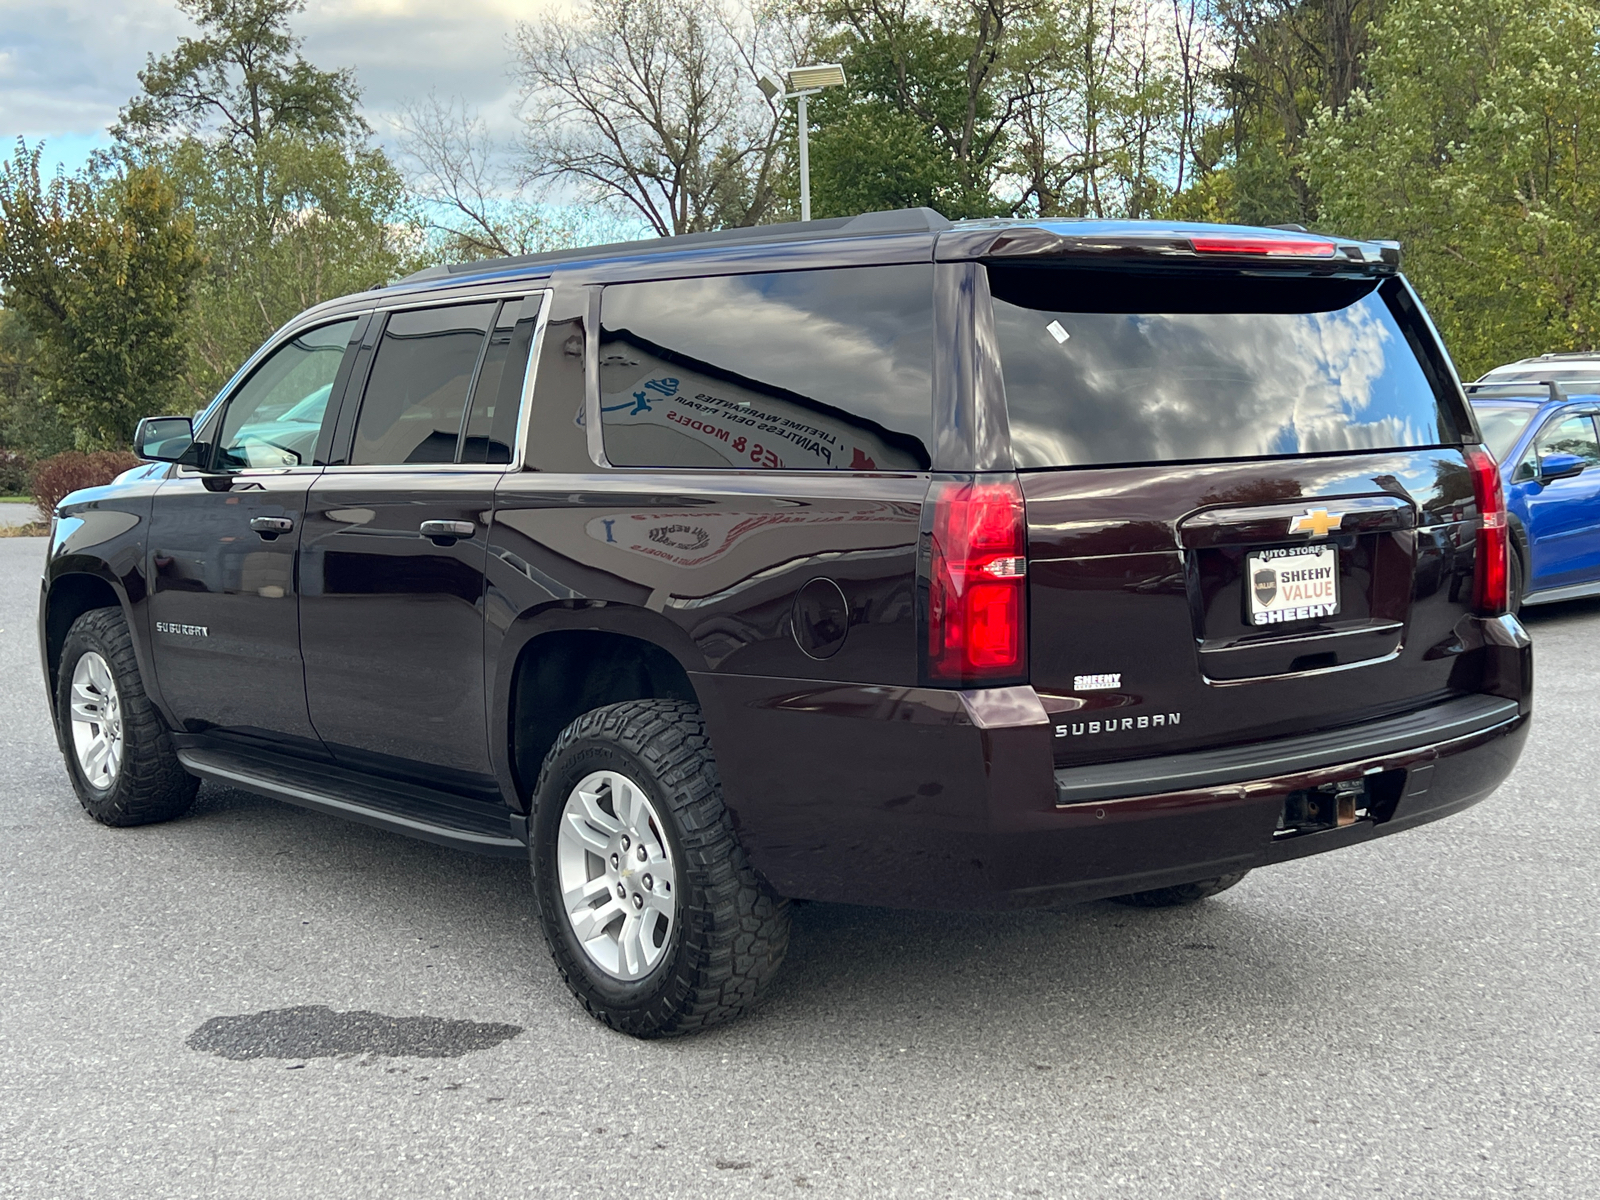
[147,316,362,742]
[299,296,539,785]
[1518,411,1600,589]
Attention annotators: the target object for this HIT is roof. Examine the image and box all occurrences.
[391,208,1401,291]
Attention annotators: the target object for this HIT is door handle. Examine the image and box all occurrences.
[250,516,294,538]
[420,519,475,543]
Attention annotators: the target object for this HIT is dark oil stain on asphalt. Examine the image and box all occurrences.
[186,1006,523,1061]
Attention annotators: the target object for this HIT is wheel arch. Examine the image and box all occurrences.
[42,567,128,718]
[494,604,705,809]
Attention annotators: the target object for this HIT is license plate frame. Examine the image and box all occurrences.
[1246,544,1340,627]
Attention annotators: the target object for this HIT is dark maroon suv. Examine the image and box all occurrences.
[38,209,1532,1036]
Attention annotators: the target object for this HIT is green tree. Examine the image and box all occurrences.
[120,0,419,402]
[0,143,202,448]
[1305,0,1600,377]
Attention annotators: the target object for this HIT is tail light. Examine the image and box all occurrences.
[925,478,1028,686]
[1466,445,1509,614]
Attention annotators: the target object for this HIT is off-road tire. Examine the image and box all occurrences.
[529,699,790,1038]
[56,606,198,826]
[1109,870,1250,908]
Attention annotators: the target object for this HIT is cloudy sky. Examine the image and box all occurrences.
[0,0,554,176]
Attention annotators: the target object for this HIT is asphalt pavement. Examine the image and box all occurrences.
[1,534,1596,1198]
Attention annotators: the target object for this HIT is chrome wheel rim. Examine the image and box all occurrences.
[69,651,123,790]
[555,770,677,981]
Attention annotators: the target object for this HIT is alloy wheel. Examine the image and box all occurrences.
[555,769,678,981]
[69,651,124,790]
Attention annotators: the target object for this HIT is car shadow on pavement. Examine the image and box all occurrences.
[173,781,1308,1053]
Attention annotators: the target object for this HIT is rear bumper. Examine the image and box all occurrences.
[693,619,1532,910]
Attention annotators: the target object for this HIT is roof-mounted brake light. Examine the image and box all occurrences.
[1190,235,1338,258]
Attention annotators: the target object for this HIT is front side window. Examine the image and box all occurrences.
[214,319,357,470]
[598,265,934,471]
[991,268,1463,470]
[1515,413,1600,481]
[350,302,498,465]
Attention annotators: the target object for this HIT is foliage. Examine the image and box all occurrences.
[802,0,1220,220]
[0,448,30,495]
[29,449,143,515]
[396,93,640,261]
[0,143,203,449]
[1,309,76,458]
[510,0,814,234]
[1304,0,1600,377]
[120,0,421,404]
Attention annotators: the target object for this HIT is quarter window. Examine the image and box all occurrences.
[597,266,934,471]
[213,319,357,470]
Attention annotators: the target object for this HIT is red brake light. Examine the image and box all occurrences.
[926,479,1028,685]
[1190,235,1337,258]
[1466,445,1508,614]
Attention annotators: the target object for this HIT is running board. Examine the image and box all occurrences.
[176,744,526,857]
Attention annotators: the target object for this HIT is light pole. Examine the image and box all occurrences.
[758,64,847,222]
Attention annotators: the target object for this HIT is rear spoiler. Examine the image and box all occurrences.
[937,224,1400,273]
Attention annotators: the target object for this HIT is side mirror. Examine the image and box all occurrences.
[134,416,199,464]
[1538,451,1586,483]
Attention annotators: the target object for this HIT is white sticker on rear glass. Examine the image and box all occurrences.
[1046,320,1070,344]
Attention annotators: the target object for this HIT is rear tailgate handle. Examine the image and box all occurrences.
[1179,495,1414,549]
[420,519,475,544]
[249,516,294,539]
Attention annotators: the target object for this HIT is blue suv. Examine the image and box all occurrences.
[1468,379,1600,611]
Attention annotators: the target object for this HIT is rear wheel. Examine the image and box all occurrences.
[56,607,198,826]
[529,699,790,1037]
[1109,871,1250,908]
[1508,546,1525,616]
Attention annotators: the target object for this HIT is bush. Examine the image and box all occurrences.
[0,448,30,495]
[29,450,142,515]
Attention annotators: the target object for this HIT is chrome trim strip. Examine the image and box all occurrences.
[1201,621,1405,655]
[511,290,552,473]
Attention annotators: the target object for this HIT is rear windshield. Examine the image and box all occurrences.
[989,267,1464,470]
[1470,403,1538,462]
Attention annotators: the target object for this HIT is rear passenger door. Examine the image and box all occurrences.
[298,295,544,786]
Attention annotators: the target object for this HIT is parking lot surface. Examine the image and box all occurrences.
[1,534,1596,1198]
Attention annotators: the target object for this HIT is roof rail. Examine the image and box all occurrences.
[1466,380,1567,404]
[397,207,955,285]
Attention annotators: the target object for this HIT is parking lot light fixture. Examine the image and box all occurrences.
[759,64,847,222]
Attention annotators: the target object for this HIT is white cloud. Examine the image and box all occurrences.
[0,0,559,170]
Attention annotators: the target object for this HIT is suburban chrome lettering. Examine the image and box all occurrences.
[155,621,209,637]
[1054,712,1181,738]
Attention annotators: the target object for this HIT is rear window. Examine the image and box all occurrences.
[990,268,1464,470]
[1471,403,1538,462]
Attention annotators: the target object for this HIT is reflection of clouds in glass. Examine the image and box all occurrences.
[999,293,1443,469]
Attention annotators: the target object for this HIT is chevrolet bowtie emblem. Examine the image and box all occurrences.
[1288,508,1344,538]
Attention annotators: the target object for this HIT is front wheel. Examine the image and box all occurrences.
[529,699,790,1037]
[56,607,198,826]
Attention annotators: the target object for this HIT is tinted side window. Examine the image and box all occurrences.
[351,303,497,465]
[598,265,934,471]
[1516,413,1600,480]
[214,319,357,470]
[990,268,1462,470]
[460,298,538,465]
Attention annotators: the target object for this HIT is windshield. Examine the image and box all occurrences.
[1470,403,1539,462]
[990,268,1463,470]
